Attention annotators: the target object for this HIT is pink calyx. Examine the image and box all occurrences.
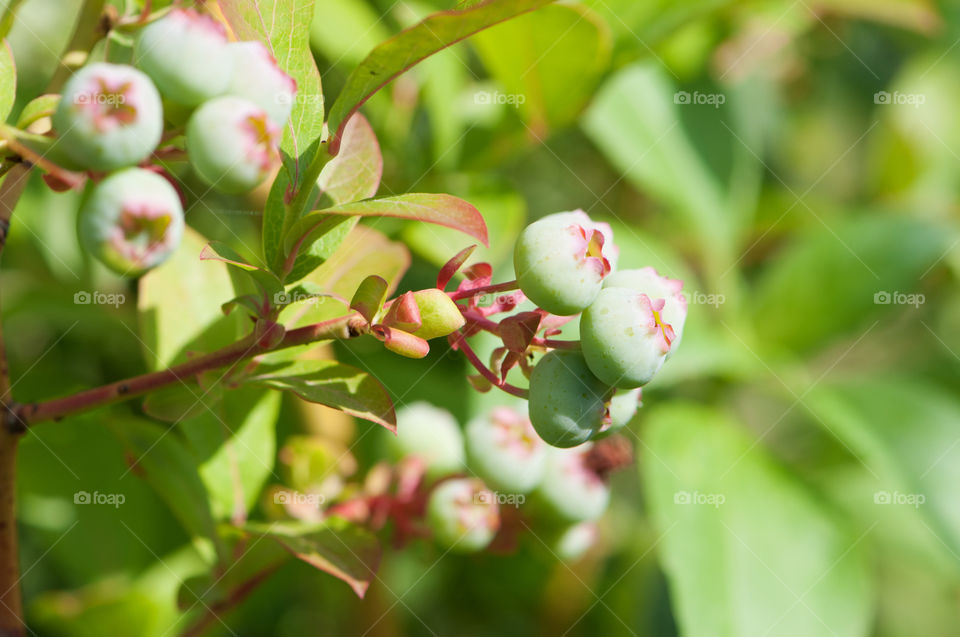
[636,294,676,355]
[569,225,612,280]
[241,112,280,175]
[108,203,175,266]
[78,78,138,132]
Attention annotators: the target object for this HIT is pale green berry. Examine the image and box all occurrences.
[427,478,500,553]
[52,63,163,171]
[604,267,687,354]
[225,41,297,128]
[580,288,676,389]
[388,402,464,478]
[535,446,610,522]
[135,9,233,106]
[552,521,599,561]
[514,212,614,316]
[78,168,184,276]
[465,406,547,493]
[528,350,610,448]
[186,96,280,194]
[594,388,642,439]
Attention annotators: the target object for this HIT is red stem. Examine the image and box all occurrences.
[447,280,519,301]
[449,334,528,399]
[461,310,579,350]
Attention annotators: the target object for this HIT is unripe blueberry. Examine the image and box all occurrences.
[465,406,548,493]
[186,96,280,194]
[604,267,687,353]
[225,41,297,128]
[595,388,641,439]
[388,402,464,478]
[78,168,184,275]
[135,9,233,106]
[580,288,676,389]
[528,350,610,448]
[52,63,163,171]
[552,521,599,561]
[535,446,610,522]
[514,212,615,316]
[427,478,500,553]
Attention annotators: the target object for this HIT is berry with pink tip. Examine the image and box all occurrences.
[549,209,619,271]
[580,288,678,389]
[514,212,615,315]
[535,446,610,522]
[225,41,297,128]
[52,63,163,171]
[186,96,280,194]
[465,406,548,493]
[427,478,500,552]
[604,267,687,353]
[135,9,233,106]
[78,168,184,276]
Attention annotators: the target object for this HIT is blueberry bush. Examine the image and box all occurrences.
[0,0,958,635]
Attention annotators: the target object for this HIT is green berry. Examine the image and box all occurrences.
[604,267,687,354]
[388,402,464,478]
[78,168,184,276]
[465,406,547,493]
[225,41,296,128]
[514,211,615,316]
[135,9,233,106]
[52,63,163,171]
[535,446,610,522]
[528,350,610,448]
[552,521,599,561]
[595,388,642,439]
[580,288,675,389]
[185,96,280,194]
[427,478,500,553]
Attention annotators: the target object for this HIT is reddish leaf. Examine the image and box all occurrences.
[437,244,478,290]
[380,291,422,332]
[500,311,542,353]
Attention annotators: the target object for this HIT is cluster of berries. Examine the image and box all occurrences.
[513,210,687,448]
[392,403,611,556]
[50,9,295,275]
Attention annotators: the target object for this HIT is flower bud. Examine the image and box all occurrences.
[409,289,466,340]
[78,168,184,276]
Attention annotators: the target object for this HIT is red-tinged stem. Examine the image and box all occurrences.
[461,311,579,351]
[4,314,367,430]
[447,280,519,301]
[449,333,528,399]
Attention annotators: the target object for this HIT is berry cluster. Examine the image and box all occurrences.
[512,210,687,448]
[51,9,295,275]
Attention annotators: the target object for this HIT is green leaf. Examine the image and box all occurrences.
[199,240,284,299]
[753,215,945,352]
[14,92,57,128]
[218,0,324,189]
[287,193,488,257]
[109,418,226,563]
[243,519,382,598]
[583,63,733,266]
[179,389,281,521]
[644,404,874,637]
[472,4,610,131]
[249,359,396,431]
[350,275,388,324]
[138,227,245,370]
[326,0,558,153]
[807,377,960,561]
[0,40,16,122]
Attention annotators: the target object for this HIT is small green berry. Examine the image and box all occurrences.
[535,446,610,522]
[465,406,547,493]
[78,168,184,276]
[135,9,233,106]
[580,287,676,389]
[225,41,297,128]
[528,350,610,448]
[52,63,163,171]
[388,402,464,478]
[427,478,500,553]
[186,96,280,194]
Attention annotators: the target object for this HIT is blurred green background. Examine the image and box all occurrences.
[2,0,960,634]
